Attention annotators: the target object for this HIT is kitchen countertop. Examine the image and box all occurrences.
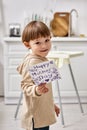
[3,36,87,42]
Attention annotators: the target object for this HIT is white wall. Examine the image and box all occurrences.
[2,0,87,36]
[0,0,87,95]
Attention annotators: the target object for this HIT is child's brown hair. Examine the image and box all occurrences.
[22,21,51,48]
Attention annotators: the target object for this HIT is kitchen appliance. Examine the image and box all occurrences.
[50,12,70,37]
[9,23,21,37]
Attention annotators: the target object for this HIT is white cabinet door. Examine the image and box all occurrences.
[4,40,28,104]
[4,69,21,97]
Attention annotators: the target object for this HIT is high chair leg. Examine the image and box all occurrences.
[14,92,23,119]
[68,63,84,113]
[55,80,65,126]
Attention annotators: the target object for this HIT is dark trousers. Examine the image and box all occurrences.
[33,126,49,130]
[32,119,49,130]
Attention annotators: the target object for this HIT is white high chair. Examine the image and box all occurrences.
[14,51,84,127]
[47,51,84,126]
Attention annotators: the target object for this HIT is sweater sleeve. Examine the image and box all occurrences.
[17,58,43,97]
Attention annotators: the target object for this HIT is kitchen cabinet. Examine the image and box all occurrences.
[3,37,87,104]
[3,37,28,104]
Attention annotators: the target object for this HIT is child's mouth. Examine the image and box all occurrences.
[40,49,48,52]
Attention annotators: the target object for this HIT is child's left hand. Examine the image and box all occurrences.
[54,104,60,117]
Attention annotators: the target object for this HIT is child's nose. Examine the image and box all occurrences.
[41,42,47,48]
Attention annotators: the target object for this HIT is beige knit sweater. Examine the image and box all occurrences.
[17,53,57,130]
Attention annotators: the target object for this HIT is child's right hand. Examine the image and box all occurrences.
[35,83,49,95]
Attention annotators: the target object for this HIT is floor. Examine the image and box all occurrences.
[0,97,87,130]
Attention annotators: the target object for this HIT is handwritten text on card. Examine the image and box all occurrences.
[28,60,61,86]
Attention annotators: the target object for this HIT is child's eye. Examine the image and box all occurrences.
[45,39,50,42]
[35,42,41,45]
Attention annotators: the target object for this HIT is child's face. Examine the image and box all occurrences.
[28,36,51,57]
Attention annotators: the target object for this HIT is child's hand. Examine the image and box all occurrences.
[35,83,49,95]
[54,104,60,117]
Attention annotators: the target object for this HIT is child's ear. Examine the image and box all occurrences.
[23,41,31,48]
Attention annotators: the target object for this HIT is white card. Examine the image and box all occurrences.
[28,60,61,86]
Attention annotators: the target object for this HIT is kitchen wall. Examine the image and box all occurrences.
[0,0,87,95]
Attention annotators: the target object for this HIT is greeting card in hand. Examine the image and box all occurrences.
[28,60,61,86]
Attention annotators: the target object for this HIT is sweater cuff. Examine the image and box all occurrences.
[35,88,42,96]
[33,85,41,97]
